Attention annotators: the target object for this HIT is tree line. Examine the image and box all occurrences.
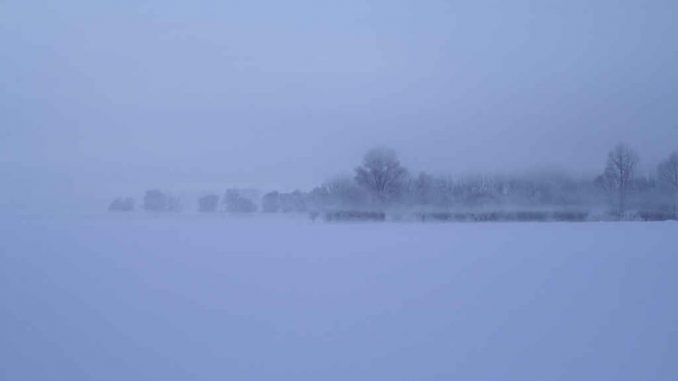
[110,144,678,221]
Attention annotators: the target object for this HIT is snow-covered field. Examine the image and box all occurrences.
[2,215,677,380]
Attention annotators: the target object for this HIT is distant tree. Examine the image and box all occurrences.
[223,189,257,213]
[657,152,678,217]
[325,176,370,209]
[108,197,135,212]
[143,190,180,212]
[198,194,219,213]
[412,172,435,206]
[355,147,408,204]
[602,144,639,216]
[144,190,168,212]
[279,190,307,213]
[307,186,331,211]
[455,175,498,207]
[261,191,280,213]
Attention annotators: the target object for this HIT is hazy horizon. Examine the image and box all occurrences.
[2,0,677,211]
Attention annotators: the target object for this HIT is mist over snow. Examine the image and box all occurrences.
[1,1,678,380]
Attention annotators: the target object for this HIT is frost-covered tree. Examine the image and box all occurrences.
[657,152,678,217]
[198,194,219,213]
[355,147,408,204]
[602,144,639,216]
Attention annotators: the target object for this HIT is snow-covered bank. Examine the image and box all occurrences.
[1,216,677,380]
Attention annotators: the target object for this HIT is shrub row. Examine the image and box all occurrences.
[635,211,676,221]
[414,210,591,222]
[322,211,387,222]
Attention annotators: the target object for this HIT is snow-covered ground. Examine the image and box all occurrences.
[1,215,677,380]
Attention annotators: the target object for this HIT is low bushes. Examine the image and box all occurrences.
[551,211,589,222]
[636,211,676,221]
[317,210,591,223]
[416,210,590,223]
[323,211,386,222]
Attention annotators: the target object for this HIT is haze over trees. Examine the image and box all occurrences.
[657,152,678,217]
[109,144,677,221]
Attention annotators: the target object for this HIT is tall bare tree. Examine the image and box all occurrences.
[355,147,408,204]
[603,144,639,216]
[657,152,678,217]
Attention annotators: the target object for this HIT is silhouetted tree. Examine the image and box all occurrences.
[602,144,639,216]
[355,147,407,204]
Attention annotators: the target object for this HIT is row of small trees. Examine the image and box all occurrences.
[109,189,257,213]
[109,145,678,219]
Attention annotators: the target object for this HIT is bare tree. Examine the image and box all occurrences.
[603,144,639,216]
[657,152,678,217]
[355,148,408,204]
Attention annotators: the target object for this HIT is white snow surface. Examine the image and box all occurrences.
[2,215,677,380]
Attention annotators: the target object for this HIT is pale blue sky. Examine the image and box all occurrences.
[1,0,677,200]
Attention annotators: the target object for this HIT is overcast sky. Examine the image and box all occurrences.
[2,0,677,209]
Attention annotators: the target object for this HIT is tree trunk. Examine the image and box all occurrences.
[618,189,626,219]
